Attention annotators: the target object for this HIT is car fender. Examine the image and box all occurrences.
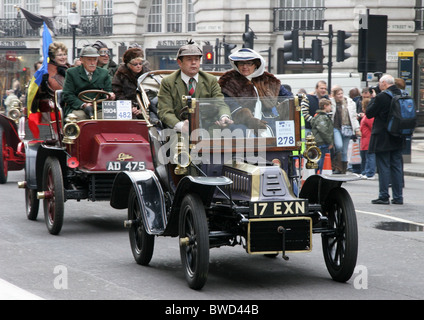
[110,170,168,235]
[24,141,43,189]
[35,145,67,190]
[299,174,359,205]
[160,176,233,236]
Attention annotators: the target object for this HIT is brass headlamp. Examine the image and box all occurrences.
[7,99,22,123]
[303,133,322,169]
[62,114,80,144]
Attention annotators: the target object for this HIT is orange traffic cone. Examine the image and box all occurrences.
[321,153,332,175]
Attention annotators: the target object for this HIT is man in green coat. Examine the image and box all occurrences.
[158,42,232,133]
[63,46,115,119]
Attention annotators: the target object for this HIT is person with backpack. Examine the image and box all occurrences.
[366,74,404,205]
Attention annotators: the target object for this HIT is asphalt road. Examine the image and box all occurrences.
[1,170,423,301]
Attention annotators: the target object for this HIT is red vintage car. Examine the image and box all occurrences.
[19,89,153,235]
[0,99,26,184]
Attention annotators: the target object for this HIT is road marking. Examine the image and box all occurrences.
[0,279,44,300]
[356,210,424,227]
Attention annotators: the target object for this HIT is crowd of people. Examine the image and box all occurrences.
[16,40,405,205]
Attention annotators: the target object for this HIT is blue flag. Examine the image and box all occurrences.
[27,22,53,114]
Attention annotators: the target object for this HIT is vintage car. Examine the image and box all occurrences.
[109,70,359,290]
[19,89,153,235]
[0,98,26,184]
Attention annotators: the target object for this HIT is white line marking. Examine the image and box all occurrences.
[356,210,424,227]
[0,279,44,300]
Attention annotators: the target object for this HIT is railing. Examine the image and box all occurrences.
[0,18,38,37]
[273,7,326,31]
[0,14,112,38]
[55,15,113,37]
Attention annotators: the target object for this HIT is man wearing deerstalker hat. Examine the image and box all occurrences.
[158,41,232,133]
[63,46,115,120]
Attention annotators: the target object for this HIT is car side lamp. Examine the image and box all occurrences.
[303,133,321,169]
[62,114,80,144]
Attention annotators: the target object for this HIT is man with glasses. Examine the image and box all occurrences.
[92,40,118,78]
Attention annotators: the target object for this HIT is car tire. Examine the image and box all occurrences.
[42,157,64,235]
[0,127,8,184]
[179,193,209,290]
[322,187,358,282]
[128,188,154,265]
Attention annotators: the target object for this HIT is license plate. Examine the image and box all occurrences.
[250,200,308,217]
[106,161,145,171]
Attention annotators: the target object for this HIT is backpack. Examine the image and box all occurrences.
[384,90,417,137]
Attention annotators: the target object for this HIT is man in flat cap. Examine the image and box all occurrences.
[63,46,115,119]
[92,40,118,78]
[158,41,232,133]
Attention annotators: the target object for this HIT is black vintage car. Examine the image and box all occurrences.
[109,71,359,290]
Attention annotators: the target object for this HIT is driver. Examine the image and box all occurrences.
[157,41,232,133]
[63,46,115,120]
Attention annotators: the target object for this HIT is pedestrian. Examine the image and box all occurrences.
[112,47,150,119]
[311,98,334,173]
[355,87,371,123]
[359,98,376,180]
[218,48,292,137]
[300,80,329,135]
[330,85,361,174]
[366,74,404,204]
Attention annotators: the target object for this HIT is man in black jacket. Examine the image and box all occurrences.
[366,74,404,205]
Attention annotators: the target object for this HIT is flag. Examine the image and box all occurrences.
[20,7,56,34]
[27,22,53,138]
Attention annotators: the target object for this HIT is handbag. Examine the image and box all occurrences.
[341,125,353,137]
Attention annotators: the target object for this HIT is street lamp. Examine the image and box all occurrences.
[68,2,81,61]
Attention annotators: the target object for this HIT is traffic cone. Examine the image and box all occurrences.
[321,153,332,175]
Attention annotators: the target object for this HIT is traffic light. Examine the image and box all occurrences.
[283,30,299,61]
[311,39,323,62]
[242,31,255,49]
[203,45,214,65]
[336,30,352,62]
[224,43,237,64]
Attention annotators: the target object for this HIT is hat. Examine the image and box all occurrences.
[80,46,100,58]
[92,40,108,51]
[176,43,202,59]
[123,48,144,64]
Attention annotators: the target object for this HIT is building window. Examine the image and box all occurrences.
[274,0,325,31]
[148,0,196,33]
[416,0,424,30]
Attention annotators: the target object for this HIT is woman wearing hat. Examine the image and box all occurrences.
[31,42,71,113]
[218,48,292,137]
[112,48,150,119]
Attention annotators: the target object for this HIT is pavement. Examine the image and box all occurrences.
[404,127,424,177]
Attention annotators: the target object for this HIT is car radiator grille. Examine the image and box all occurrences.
[89,174,117,201]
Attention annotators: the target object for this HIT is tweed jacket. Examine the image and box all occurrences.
[62,65,112,116]
[157,70,230,129]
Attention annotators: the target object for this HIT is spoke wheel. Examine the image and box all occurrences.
[0,127,8,184]
[322,187,358,282]
[42,157,64,235]
[179,194,209,290]
[128,188,154,265]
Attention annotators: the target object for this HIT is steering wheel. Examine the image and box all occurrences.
[78,89,112,120]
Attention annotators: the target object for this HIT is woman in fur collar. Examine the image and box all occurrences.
[218,48,292,136]
[112,48,150,118]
